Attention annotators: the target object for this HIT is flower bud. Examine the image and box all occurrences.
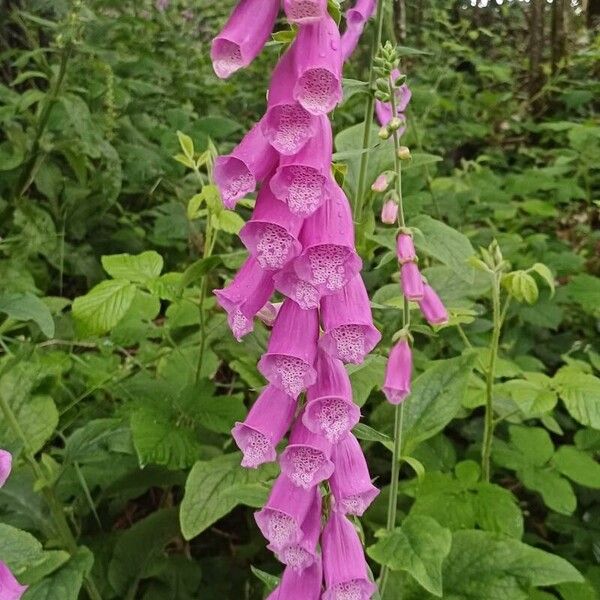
[380,200,398,224]
[389,116,403,131]
[371,172,391,193]
[419,284,449,326]
[397,146,411,160]
[383,337,412,404]
[396,232,416,263]
[378,126,391,140]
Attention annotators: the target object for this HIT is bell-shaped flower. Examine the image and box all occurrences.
[262,50,318,155]
[380,199,398,224]
[270,115,333,217]
[320,275,381,364]
[255,474,315,549]
[283,0,327,24]
[232,386,297,468]
[396,232,416,263]
[330,434,379,516]
[273,263,321,310]
[240,182,304,270]
[214,257,274,341]
[322,510,376,600]
[214,120,278,208]
[292,14,343,115]
[266,556,323,600]
[303,348,360,443]
[280,413,334,489]
[341,0,376,60]
[211,0,280,79]
[400,261,424,301]
[383,337,412,404]
[271,488,322,571]
[258,298,319,398]
[375,68,412,128]
[419,283,449,326]
[0,561,27,600]
[0,449,12,488]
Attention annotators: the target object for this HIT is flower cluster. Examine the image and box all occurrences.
[211,1,382,597]
[0,449,28,600]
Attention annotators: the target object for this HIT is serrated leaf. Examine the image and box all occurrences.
[101,251,163,283]
[177,130,194,160]
[0,293,55,337]
[552,446,600,488]
[553,367,600,429]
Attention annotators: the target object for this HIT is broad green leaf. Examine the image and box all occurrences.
[566,274,600,315]
[368,516,452,596]
[530,263,555,296]
[214,210,245,234]
[520,465,576,515]
[180,453,276,540]
[348,355,387,407]
[250,566,280,594]
[101,251,163,283]
[403,153,443,170]
[353,423,392,444]
[0,293,54,337]
[552,446,600,488]
[72,279,137,336]
[553,368,600,429]
[63,418,133,465]
[177,130,194,160]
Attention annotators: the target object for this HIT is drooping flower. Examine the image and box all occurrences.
[382,337,412,404]
[211,0,281,79]
[283,0,327,24]
[239,179,304,270]
[418,283,449,326]
[0,449,12,488]
[329,434,379,516]
[320,275,381,364]
[303,348,360,443]
[380,200,398,224]
[255,474,315,549]
[270,115,333,217]
[273,263,321,310]
[214,120,278,208]
[267,555,323,600]
[396,232,416,263]
[0,561,27,600]
[258,298,319,397]
[400,261,424,301]
[340,0,377,61]
[232,386,297,468]
[375,68,412,128]
[213,257,274,341]
[292,15,343,115]
[322,510,376,600]
[280,413,334,488]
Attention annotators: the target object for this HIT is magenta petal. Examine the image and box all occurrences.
[273,263,321,310]
[322,511,376,600]
[255,474,315,549]
[341,0,376,60]
[280,414,334,489]
[240,182,304,270]
[292,15,343,115]
[258,299,319,397]
[400,261,424,301]
[383,338,412,404]
[330,434,379,516]
[270,115,333,217]
[214,120,278,208]
[210,0,280,79]
[304,348,360,443]
[232,386,297,468]
[396,232,416,263]
[293,185,362,298]
[214,257,274,341]
[320,275,381,364]
[0,449,12,488]
[375,69,412,127]
[263,50,318,155]
[267,556,323,600]
[380,200,398,224]
[283,0,327,24]
[0,561,28,600]
[418,283,449,325]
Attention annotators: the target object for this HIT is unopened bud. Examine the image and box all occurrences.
[397,146,411,160]
[371,171,394,193]
[380,199,398,224]
[378,126,391,140]
[389,117,403,131]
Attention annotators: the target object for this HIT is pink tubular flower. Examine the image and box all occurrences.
[267,556,323,600]
[419,283,449,326]
[0,449,12,487]
[214,120,278,208]
[341,0,376,60]
[330,434,379,516]
[255,474,315,549]
[322,510,376,600]
[210,0,280,79]
[270,115,333,217]
[263,50,318,156]
[396,232,416,263]
[380,200,398,224]
[239,181,304,270]
[292,15,343,115]
[383,337,412,404]
[320,275,382,364]
[272,488,322,571]
[214,257,274,341]
[272,263,321,310]
[375,69,412,128]
[0,561,27,600]
[303,348,360,443]
[280,414,334,488]
[283,0,327,24]
[400,261,424,301]
[256,302,280,327]
[258,298,319,398]
[232,386,297,468]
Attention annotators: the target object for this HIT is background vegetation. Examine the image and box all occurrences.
[0,0,599,598]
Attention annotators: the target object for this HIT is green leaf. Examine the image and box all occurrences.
[520,465,576,515]
[250,566,280,594]
[553,367,600,429]
[213,210,245,234]
[180,453,276,540]
[180,255,223,289]
[72,279,137,336]
[0,293,55,337]
[352,423,392,445]
[348,355,387,407]
[530,263,555,296]
[101,251,164,283]
[403,153,443,170]
[552,446,600,488]
[177,130,194,160]
[566,274,600,315]
[368,515,452,596]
